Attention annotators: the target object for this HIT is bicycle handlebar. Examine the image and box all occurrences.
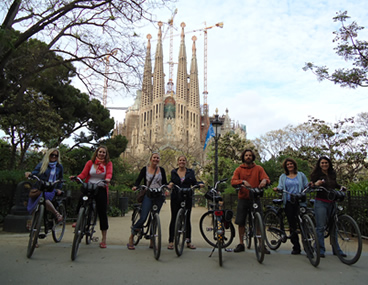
[28,174,64,190]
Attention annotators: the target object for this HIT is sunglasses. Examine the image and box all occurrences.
[50,154,58,158]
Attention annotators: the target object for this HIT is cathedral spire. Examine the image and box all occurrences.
[152,21,165,102]
[176,22,188,102]
[189,35,199,108]
[141,34,153,108]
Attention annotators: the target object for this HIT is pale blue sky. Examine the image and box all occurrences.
[107,0,368,140]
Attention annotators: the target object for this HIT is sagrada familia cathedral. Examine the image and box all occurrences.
[114,22,246,163]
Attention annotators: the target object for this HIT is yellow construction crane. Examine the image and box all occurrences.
[103,49,118,107]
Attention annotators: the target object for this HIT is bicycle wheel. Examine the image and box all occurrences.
[131,207,143,245]
[264,210,282,250]
[301,214,320,267]
[174,208,186,256]
[245,214,252,249]
[331,214,362,265]
[253,212,265,264]
[151,213,161,260]
[85,203,97,245]
[27,204,44,258]
[52,202,66,243]
[71,207,85,261]
[200,211,235,248]
[216,216,223,267]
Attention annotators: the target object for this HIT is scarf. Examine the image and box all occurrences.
[95,158,106,174]
[48,162,57,182]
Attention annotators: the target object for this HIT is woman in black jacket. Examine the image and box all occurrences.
[167,155,203,250]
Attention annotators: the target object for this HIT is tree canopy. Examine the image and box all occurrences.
[0,0,174,115]
[303,11,368,88]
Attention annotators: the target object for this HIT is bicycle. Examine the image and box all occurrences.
[70,177,106,261]
[199,178,235,267]
[26,175,66,258]
[234,185,267,264]
[312,186,362,265]
[264,186,320,267]
[131,184,167,260]
[171,184,201,256]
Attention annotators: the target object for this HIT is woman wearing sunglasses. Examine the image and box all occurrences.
[25,148,64,222]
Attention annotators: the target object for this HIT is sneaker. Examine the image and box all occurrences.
[234,244,245,252]
[291,250,301,255]
[320,253,325,258]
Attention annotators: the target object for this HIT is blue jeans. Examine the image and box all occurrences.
[314,199,342,255]
[132,194,165,234]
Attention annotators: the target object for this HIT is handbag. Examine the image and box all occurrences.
[137,167,158,203]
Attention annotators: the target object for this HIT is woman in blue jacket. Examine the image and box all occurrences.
[167,155,204,250]
[273,158,308,255]
[26,148,64,222]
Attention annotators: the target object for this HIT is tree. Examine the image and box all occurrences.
[303,11,368,88]
[0,0,174,115]
[100,135,128,159]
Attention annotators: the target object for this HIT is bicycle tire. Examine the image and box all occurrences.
[27,204,44,258]
[174,208,186,257]
[331,214,362,265]
[52,202,66,243]
[301,214,320,267]
[71,207,85,261]
[85,202,97,245]
[131,207,143,245]
[264,210,282,250]
[245,214,252,249]
[216,216,223,267]
[151,213,161,260]
[253,212,265,264]
[199,211,235,248]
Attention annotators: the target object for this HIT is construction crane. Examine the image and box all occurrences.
[102,49,118,107]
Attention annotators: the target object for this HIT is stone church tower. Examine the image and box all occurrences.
[120,22,202,159]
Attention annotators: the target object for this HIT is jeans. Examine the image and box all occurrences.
[132,194,165,234]
[314,199,342,255]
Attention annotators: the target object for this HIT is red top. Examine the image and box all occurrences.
[78,160,113,195]
[231,163,270,200]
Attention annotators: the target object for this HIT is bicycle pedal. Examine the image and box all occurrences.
[38,234,47,239]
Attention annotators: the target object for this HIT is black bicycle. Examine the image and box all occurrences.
[70,177,106,261]
[312,186,362,265]
[199,178,235,267]
[172,184,201,256]
[131,184,167,260]
[264,187,320,267]
[234,185,266,264]
[26,175,66,258]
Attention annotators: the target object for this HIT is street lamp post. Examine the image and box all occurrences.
[211,108,223,184]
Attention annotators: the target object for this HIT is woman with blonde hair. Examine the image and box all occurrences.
[26,148,64,222]
[127,152,168,250]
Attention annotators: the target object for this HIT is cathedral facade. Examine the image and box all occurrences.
[118,22,203,158]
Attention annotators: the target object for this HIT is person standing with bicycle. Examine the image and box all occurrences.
[311,156,346,258]
[75,145,113,249]
[127,152,168,250]
[167,155,204,250]
[231,148,270,253]
[26,148,64,223]
[273,158,309,255]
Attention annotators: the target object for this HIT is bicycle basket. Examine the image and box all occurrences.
[147,188,163,199]
[81,183,99,195]
[204,190,222,202]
